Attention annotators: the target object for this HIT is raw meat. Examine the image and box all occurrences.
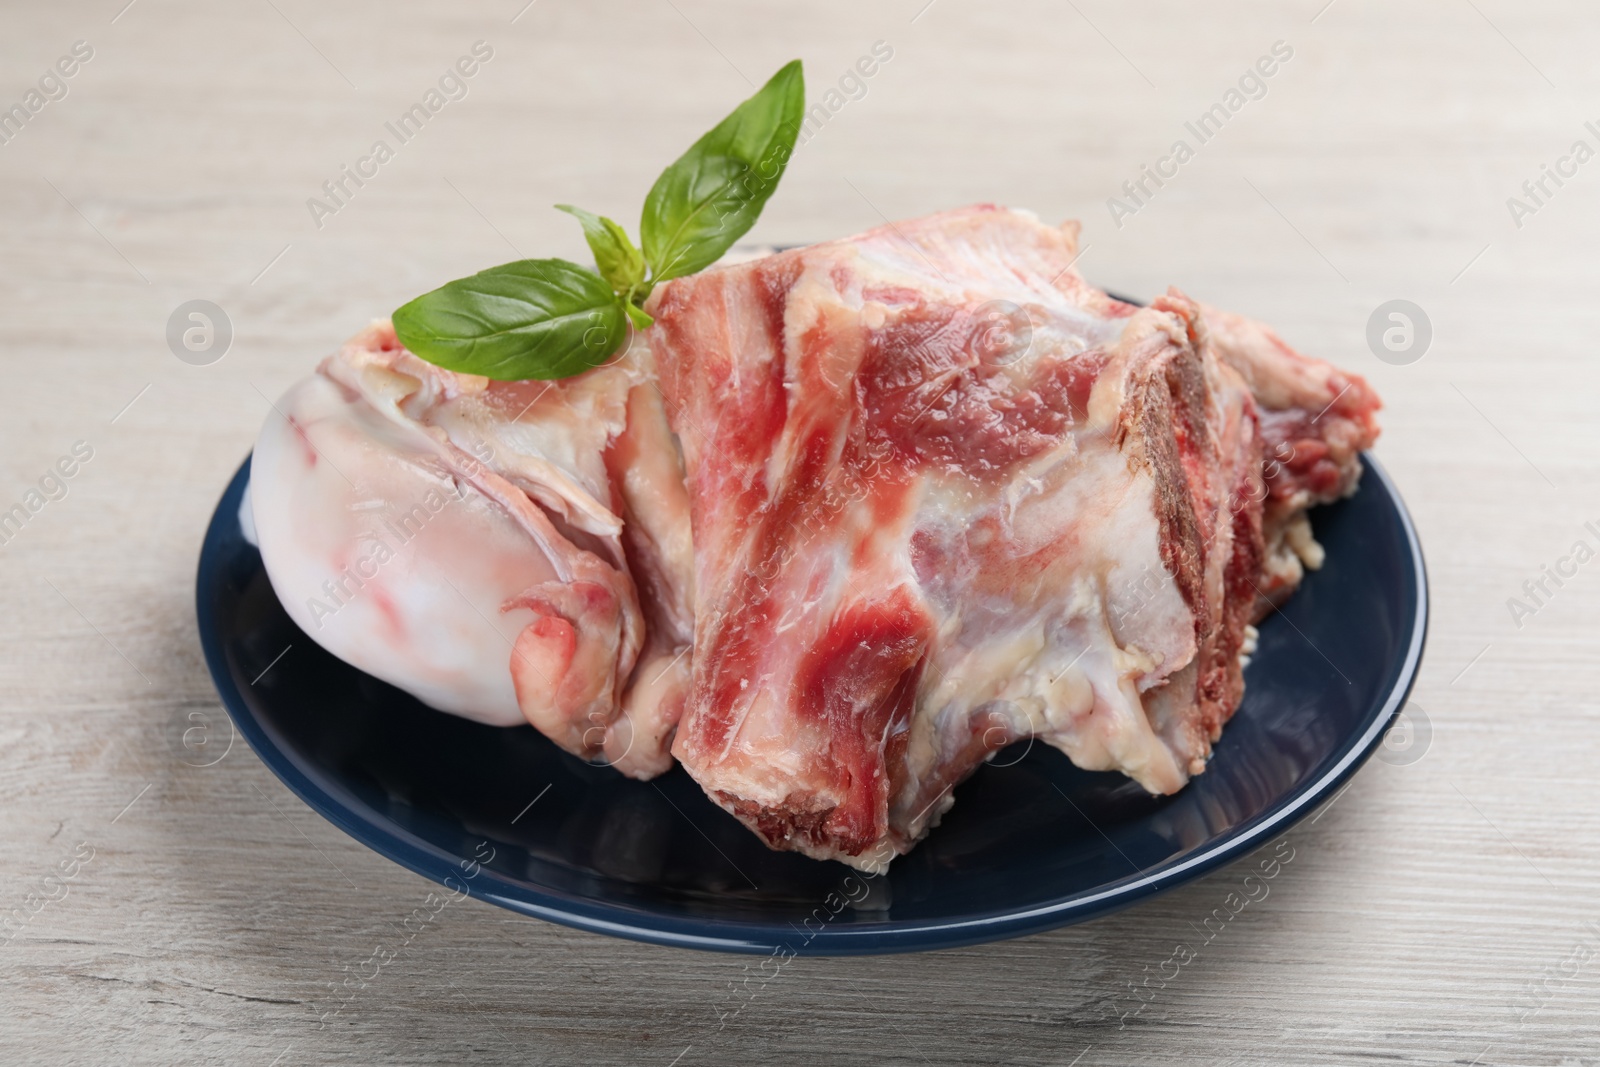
[249,321,693,778]
[1199,304,1381,605]
[248,204,1379,871]
[646,205,1378,870]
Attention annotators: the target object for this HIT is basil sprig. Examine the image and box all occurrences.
[390,259,626,381]
[393,60,804,381]
[640,60,805,283]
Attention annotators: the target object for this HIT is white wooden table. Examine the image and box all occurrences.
[3,1,1597,1063]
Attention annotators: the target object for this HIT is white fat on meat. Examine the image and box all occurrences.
[248,321,693,778]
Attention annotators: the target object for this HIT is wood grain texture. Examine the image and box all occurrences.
[2,0,1598,1063]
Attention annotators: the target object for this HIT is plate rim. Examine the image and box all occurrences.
[197,450,1427,956]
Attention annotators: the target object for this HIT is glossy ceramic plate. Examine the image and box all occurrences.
[197,450,1425,955]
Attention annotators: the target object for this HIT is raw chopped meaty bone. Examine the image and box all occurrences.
[249,205,1378,872]
[647,205,1379,871]
[1199,305,1381,607]
[249,322,694,779]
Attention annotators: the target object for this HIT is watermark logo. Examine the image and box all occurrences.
[1512,920,1600,1023]
[0,40,94,148]
[1375,701,1430,766]
[1506,521,1600,629]
[1107,39,1294,228]
[164,706,234,768]
[713,867,883,1028]
[1365,299,1430,366]
[797,40,894,145]
[166,299,232,366]
[1104,837,1296,1027]
[966,299,1033,366]
[307,41,494,230]
[1506,121,1600,230]
[312,840,493,1028]
[0,841,95,946]
[0,440,93,549]
[303,487,453,629]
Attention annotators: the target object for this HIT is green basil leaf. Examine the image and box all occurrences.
[391,259,626,381]
[555,204,646,295]
[623,302,654,331]
[640,59,804,283]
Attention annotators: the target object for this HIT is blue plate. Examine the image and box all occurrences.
[197,451,1425,955]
